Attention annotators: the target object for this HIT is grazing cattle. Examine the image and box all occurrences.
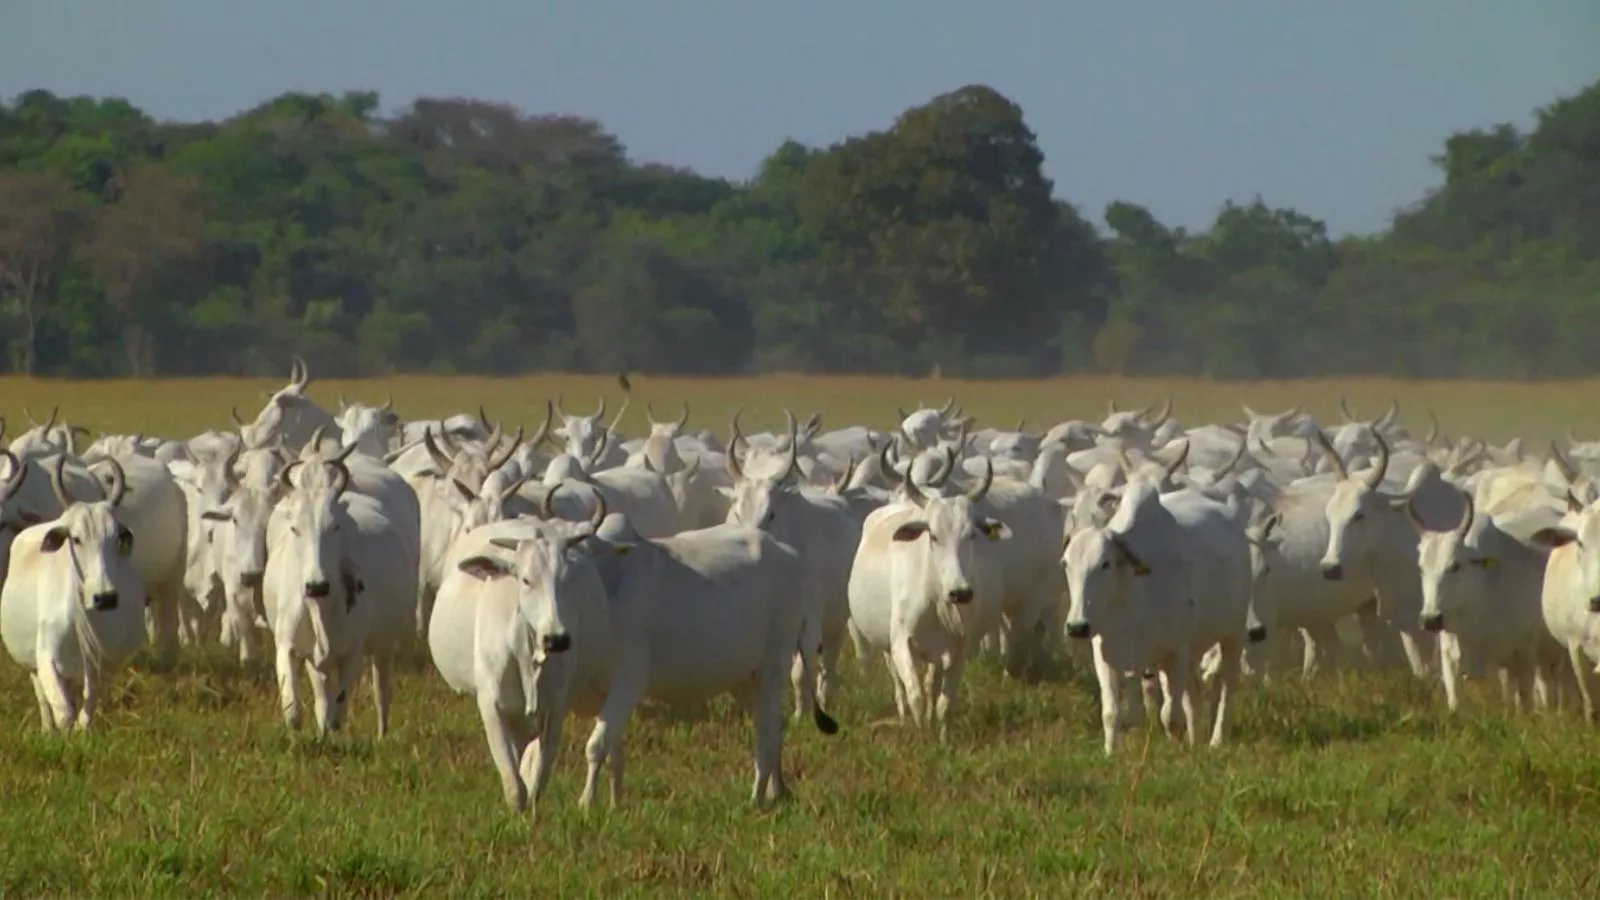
[1,457,145,732]
[262,459,418,737]
[83,453,190,666]
[431,489,611,812]
[848,458,1011,740]
[1410,490,1563,712]
[1528,496,1600,721]
[238,357,339,452]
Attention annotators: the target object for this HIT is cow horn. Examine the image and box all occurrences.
[49,454,70,511]
[1164,439,1190,479]
[307,424,328,456]
[590,396,606,422]
[928,446,959,488]
[530,400,554,447]
[937,396,955,416]
[1364,429,1390,491]
[878,440,903,488]
[1549,441,1579,485]
[328,461,351,497]
[1339,395,1357,423]
[1456,489,1475,539]
[478,406,494,432]
[277,460,302,495]
[781,409,800,482]
[422,427,454,472]
[102,457,128,508]
[966,456,994,503]
[1142,397,1173,428]
[540,484,560,520]
[585,429,609,469]
[587,488,607,531]
[489,427,523,472]
[0,449,25,503]
[231,406,246,428]
[1216,436,1248,477]
[1313,429,1349,481]
[677,401,690,430]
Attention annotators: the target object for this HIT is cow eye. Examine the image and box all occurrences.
[1447,562,1460,574]
[1350,512,1366,523]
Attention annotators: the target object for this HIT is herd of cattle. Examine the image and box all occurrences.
[6,360,1600,813]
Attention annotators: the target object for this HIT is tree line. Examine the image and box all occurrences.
[0,80,1597,379]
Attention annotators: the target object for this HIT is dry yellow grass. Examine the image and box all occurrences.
[0,373,1589,443]
[4,374,1599,897]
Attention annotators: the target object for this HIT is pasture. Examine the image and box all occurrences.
[4,374,1600,898]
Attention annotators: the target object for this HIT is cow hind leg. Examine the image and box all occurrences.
[370,650,396,738]
[580,675,645,811]
[29,673,54,733]
[888,638,926,729]
[1207,640,1241,748]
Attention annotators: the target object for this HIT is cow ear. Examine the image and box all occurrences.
[40,527,69,553]
[18,511,42,526]
[456,556,512,581]
[451,479,476,502]
[200,510,233,523]
[714,486,735,498]
[1530,527,1580,549]
[978,517,1012,541]
[892,521,930,542]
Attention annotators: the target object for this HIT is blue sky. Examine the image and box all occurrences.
[3,0,1596,236]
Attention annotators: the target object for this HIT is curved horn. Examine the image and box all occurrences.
[966,456,994,503]
[1403,496,1425,536]
[676,401,690,431]
[1107,399,1120,416]
[1424,410,1441,446]
[1164,439,1190,479]
[499,473,532,508]
[1339,395,1357,423]
[1550,441,1580,485]
[1217,436,1249,478]
[587,488,608,532]
[530,400,554,447]
[1142,397,1173,428]
[307,424,328,455]
[878,440,904,489]
[1241,403,1259,420]
[937,396,955,416]
[928,446,959,489]
[49,453,71,511]
[896,407,910,423]
[277,460,303,495]
[1456,489,1475,539]
[834,454,859,493]
[328,460,351,497]
[728,408,747,454]
[780,409,800,482]
[1363,429,1391,491]
[478,406,494,433]
[223,443,243,489]
[540,484,560,520]
[42,406,58,433]
[22,407,38,428]
[646,401,661,426]
[585,429,609,469]
[230,406,246,428]
[554,395,569,420]
[1116,446,1137,480]
[102,457,128,508]
[332,440,358,465]
[590,396,606,423]
[1376,398,1400,429]
[338,393,348,412]
[607,394,630,434]
[1313,429,1349,481]
[291,356,309,387]
[0,416,6,444]
[0,449,26,503]
[422,427,454,472]
[378,395,394,414]
[488,427,523,472]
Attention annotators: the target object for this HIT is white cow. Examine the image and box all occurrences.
[570,513,839,810]
[237,357,339,452]
[262,459,418,737]
[1,457,145,732]
[431,493,611,812]
[848,459,1011,740]
[1062,477,1254,754]
[1410,489,1563,713]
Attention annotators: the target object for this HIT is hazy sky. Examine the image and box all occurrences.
[3,1,1596,236]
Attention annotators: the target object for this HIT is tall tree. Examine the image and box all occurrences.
[0,171,82,374]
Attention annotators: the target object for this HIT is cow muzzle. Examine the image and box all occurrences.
[543,632,572,654]
[240,571,264,589]
[1421,613,1445,633]
[1320,562,1343,581]
[1589,597,1600,614]
[1065,621,1092,640]
[90,591,118,612]
[947,587,974,605]
[304,580,332,599]
[1246,624,1268,643]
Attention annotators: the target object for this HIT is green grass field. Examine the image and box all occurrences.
[4,374,1600,898]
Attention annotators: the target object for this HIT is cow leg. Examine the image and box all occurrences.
[519,708,563,819]
[1158,652,1195,747]
[580,669,646,810]
[1509,658,1535,714]
[369,650,395,738]
[1533,659,1555,712]
[1091,644,1123,756]
[847,618,870,662]
[1206,639,1241,748]
[480,695,528,812]
[1397,627,1435,679]
[146,589,180,669]
[35,654,76,732]
[1568,644,1599,722]
[1438,632,1462,712]
[888,636,926,729]
[275,645,302,731]
[934,650,966,743]
[29,673,55,733]
[882,651,909,719]
[752,664,789,808]
[306,659,335,738]
[818,632,844,714]
[75,664,97,732]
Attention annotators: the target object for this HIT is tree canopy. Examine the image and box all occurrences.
[0,79,1597,378]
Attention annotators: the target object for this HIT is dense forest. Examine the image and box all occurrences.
[0,79,1597,379]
